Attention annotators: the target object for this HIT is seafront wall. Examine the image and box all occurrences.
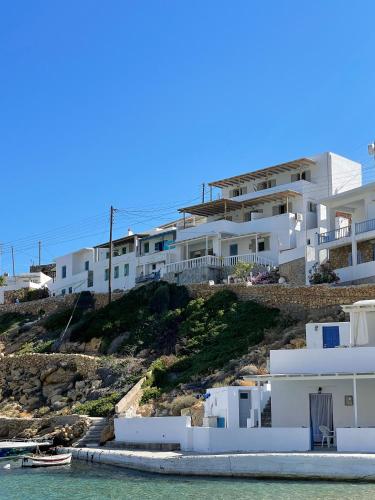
[68,447,375,480]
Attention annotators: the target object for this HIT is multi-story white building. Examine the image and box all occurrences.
[163,152,361,285]
[51,151,362,295]
[51,228,178,296]
[309,181,375,285]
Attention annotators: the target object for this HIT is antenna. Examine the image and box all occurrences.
[368,141,375,157]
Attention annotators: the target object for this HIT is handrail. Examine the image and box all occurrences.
[355,218,375,235]
[318,226,351,245]
[164,253,274,274]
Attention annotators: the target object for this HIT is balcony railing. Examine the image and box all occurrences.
[355,218,375,235]
[318,226,351,245]
[135,270,161,284]
[164,253,274,274]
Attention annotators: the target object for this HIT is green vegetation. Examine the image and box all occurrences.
[0,312,31,334]
[43,307,84,332]
[233,261,254,281]
[74,392,121,417]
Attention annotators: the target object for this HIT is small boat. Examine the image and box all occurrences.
[21,452,72,468]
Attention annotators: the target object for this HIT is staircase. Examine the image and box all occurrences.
[261,398,272,427]
[74,417,108,448]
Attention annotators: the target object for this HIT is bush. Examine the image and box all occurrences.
[43,307,81,332]
[308,262,340,285]
[140,387,161,404]
[233,262,254,281]
[168,395,197,416]
[74,392,121,417]
[251,268,279,284]
[0,312,28,334]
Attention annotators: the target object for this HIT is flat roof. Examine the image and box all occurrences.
[320,180,375,205]
[95,234,147,249]
[179,190,301,216]
[245,372,375,381]
[209,158,316,188]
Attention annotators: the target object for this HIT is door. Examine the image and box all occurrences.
[229,244,238,256]
[239,391,251,428]
[309,393,333,447]
[322,326,340,348]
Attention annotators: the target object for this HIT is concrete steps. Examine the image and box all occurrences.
[74,417,108,447]
[261,398,272,427]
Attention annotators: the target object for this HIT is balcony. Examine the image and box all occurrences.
[164,253,274,274]
[135,270,161,284]
[355,218,375,235]
[318,226,351,245]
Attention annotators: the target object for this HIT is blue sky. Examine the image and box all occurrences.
[1,1,374,273]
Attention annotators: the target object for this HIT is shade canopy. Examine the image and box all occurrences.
[209,158,315,188]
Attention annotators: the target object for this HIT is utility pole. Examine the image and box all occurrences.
[108,205,117,304]
[11,246,15,277]
[201,183,205,204]
[38,241,41,266]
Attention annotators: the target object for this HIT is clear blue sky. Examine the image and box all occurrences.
[1,1,374,273]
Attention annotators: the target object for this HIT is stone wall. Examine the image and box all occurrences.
[163,267,222,285]
[329,245,351,269]
[358,240,375,263]
[0,292,123,316]
[279,257,306,286]
[187,283,375,312]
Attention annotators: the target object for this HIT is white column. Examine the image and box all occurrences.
[353,375,358,427]
[257,380,262,428]
[205,236,208,256]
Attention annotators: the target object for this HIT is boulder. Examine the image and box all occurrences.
[43,368,76,385]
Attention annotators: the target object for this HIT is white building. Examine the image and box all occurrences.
[51,228,178,296]
[163,152,361,285]
[114,299,375,454]
[0,272,52,304]
[309,181,375,284]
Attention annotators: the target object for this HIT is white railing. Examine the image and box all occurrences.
[164,253,274,274]
[222,253,274,268]
[164,255,223,274]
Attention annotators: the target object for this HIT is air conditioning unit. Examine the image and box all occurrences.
[295,213,303,221]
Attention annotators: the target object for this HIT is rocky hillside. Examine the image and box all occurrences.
[0,282,346,424]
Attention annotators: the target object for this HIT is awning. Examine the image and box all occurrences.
[179,190,301,216]
[209,158,315,188]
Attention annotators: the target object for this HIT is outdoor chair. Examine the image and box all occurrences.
[319,425,335,448]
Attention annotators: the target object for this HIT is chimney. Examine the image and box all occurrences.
[127,228,134,236]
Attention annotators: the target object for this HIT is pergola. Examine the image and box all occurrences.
[209,158,315,188]
[178,190,301,226]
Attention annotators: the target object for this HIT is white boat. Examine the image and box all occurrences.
[0,440,52,458]
[21,453,72,467]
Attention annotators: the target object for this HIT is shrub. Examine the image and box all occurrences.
[251,268,279,284]
[233,262,254,281]
[308,262,340,285]
[168,395,197,416]
[74,392,121,417]
[140,387,161,404]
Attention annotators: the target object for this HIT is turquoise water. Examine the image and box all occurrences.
[2,459,375,499]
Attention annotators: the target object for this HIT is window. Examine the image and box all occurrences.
[152,263,157,271]
[114,266,119,279]
[239,392,249,399]
[272,202,293,215]
[154,241,164,252]
[84,260,89,271]
[229,244,238,256]
[231,186,247,197]
[122,246,127,255]
[291,170,311,182]
[144,242,149,253]
[68,287,72,294]
[113,248,120,257]
[256,179,276,191]
[308,202,317,213]
[124,264,129,276]
[258,237,270,252]
[104,268,109,281]
[61,289,66,296]
[106,251,110,259]
[62,265,67,279]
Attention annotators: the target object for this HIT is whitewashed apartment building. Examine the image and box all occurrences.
[51,152,362,296]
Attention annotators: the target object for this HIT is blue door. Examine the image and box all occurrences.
[322,326,340,348]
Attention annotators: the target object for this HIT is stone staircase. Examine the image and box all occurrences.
[261,398,272,427]
[74,417,108,447]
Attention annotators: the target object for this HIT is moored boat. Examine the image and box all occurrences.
[21,452,72,467]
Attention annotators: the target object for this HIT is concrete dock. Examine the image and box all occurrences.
[67,447,375,480]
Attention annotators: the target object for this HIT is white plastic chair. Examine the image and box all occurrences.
[319,425,335,448]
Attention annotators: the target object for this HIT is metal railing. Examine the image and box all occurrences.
[355,218,375,235]
[318,225,351,245]
[135,270,161,284]
[164,253,274,274]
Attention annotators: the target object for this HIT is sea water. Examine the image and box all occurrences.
[1,459,375,499]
